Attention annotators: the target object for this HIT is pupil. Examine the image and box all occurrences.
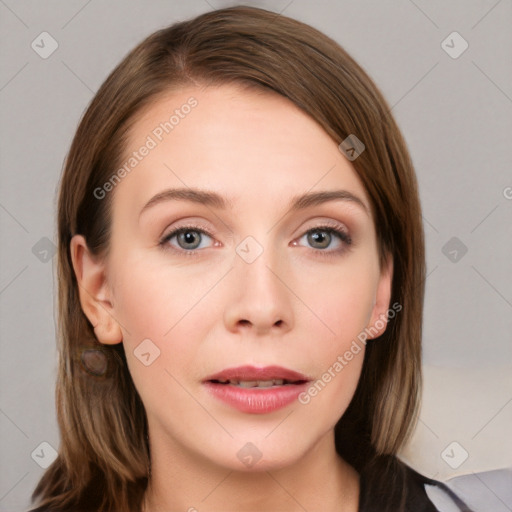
[180,230,200,248]
[309,230,330,248]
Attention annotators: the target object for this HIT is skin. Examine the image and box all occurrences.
[71,84,392,512]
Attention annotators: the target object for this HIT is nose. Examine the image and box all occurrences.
[223,246,294,337]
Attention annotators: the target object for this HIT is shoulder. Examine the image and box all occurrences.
[425,467,512,512]
[358,454,475,512]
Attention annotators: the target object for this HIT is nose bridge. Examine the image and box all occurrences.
[223,236,294,334]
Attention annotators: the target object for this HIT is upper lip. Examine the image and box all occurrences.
[203,365,310,383]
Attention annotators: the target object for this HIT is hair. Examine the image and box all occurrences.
[31,5,425,512]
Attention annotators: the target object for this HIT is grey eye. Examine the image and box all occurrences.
[307,229,332,249]
[177,230,203,249]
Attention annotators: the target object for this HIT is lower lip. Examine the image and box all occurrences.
[204,382,309,414]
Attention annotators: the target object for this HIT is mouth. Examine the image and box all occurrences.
[208,378,308,388]
[203,365,311,414]
[203,364,311,387]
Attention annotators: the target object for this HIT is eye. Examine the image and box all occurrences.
[296,224,352,254]
[160,226,214,253]
[159,222,352,257]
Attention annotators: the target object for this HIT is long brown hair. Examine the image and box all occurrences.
[31,5,425,511]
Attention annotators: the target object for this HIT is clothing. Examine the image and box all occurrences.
[358,454,474,511]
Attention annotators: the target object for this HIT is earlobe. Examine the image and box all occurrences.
[366,255,394,340]
[70,235,123,345]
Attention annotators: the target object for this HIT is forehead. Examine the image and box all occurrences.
[116,83,371,215]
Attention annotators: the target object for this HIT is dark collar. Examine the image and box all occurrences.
[358,454,473,512]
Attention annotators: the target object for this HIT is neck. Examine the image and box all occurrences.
[143,429,359,512]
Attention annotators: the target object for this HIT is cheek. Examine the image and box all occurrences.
[295,276,370,422]
[110,254,213,340]
[297,256,378,345]
[107,258,196,372]
[292,257,377,405]
[109,254,228,371]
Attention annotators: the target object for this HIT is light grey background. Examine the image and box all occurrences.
[1,1,511,510]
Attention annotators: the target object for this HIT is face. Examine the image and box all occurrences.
[73,84,392,472]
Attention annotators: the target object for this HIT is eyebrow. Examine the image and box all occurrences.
[139,187,369,218]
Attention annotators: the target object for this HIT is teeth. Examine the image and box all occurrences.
[223,379,287,388]
[256,380,274,388]
[238,380,258,388]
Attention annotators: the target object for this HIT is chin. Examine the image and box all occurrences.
[203,434,313,473]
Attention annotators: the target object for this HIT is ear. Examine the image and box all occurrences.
[366,254,394,339]
[70,235,122,345]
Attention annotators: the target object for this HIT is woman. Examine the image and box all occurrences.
[30,6,474,511]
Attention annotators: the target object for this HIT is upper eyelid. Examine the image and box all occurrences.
[162,219,349,236]
[162,214,350,233]
[161,221,350,247]
[161,223,215,240]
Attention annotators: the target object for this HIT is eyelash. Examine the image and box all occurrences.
[159,222,352,258]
